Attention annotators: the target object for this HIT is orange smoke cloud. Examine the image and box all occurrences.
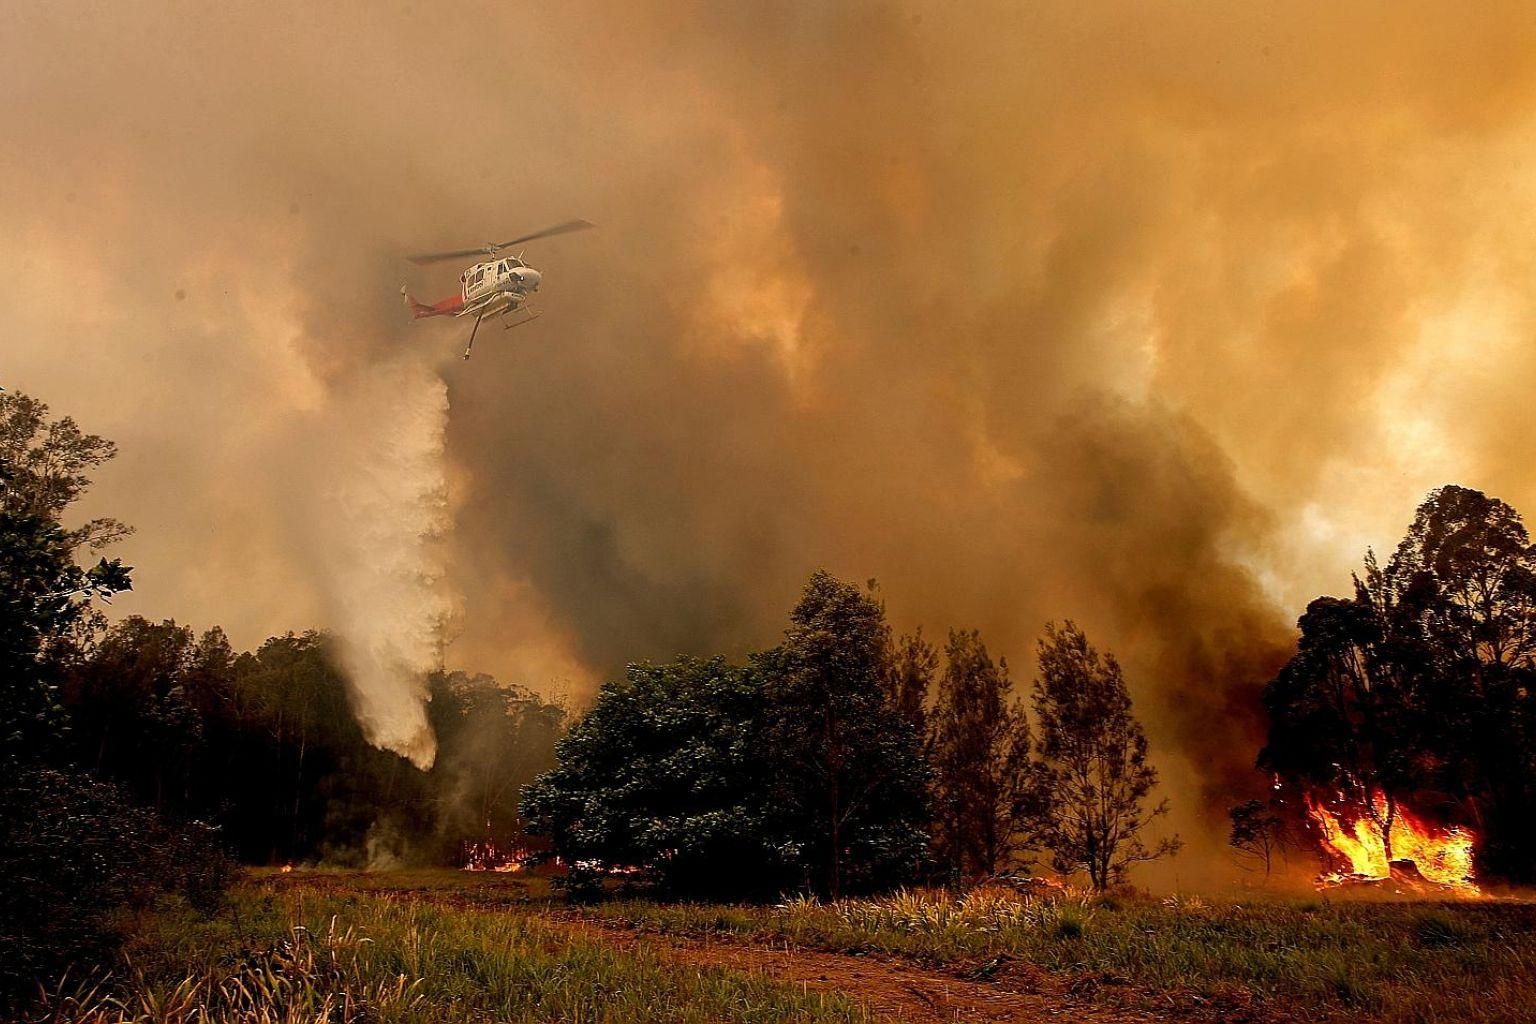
[7,1,1536,878]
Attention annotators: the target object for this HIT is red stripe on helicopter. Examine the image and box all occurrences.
[405,292,466,318]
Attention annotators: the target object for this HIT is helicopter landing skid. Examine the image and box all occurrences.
[502,310,542,331]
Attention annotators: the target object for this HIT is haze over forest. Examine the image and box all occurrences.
[8,1,1536,878]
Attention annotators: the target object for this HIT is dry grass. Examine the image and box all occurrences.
[26,878,870,1024]
[37,871,1536,1024]
[592,884,1536,1023]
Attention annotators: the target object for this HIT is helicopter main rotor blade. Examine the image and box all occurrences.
[406,219,595,265]
[488,219,595,251]
[406,246,498,266]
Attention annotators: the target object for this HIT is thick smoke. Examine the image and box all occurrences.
[8,1,1536,878]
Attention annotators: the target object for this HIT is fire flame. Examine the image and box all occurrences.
[1305,792,1479,894]
[462,837,526,873]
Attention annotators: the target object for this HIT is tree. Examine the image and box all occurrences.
[1260,485,1536,881]
[522,656,785,899]
[0,390,130,552]
[1028,622,1179,890]
[1228,799,1286,878]
[220,632,432,865]
[1385,485,1536,668]
[526,572,932,901]
[1258,584,1430,860]
[428,671,566,863]
[884,628,937,735]
[0,390,132,766]
[63,617,205,809]
[1384,486,1536,878]
[0,390,225,1012]
[928,629,1034,880]
[755,571,931,898]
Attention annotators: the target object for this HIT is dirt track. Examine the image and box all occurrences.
[548,916,1167,1024]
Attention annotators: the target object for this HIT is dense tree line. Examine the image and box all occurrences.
[0,391,562,1009]
[1,391,221,1008]
[58,620,565,866]
[525,574,1180,898]
[1,385,1186,1006]
[1260,485,1536,882]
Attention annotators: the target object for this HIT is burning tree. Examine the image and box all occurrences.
[1259,583,1429,868]
[1261,484,1536,887]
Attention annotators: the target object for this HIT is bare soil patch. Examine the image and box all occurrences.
[547,914,1168,1024]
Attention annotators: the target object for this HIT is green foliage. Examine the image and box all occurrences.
[523,656,787,899]
[0,390,134,762]
[754,571,931,898]
[1029,622,1179,890]
[0,390,129,552]
[0,767,234,1007]
[527,571,932,901]
[0,390,229,1010]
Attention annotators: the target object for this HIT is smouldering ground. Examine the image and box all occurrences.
[37,870,1536,1024]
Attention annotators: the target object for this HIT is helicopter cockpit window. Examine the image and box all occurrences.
[469,268,485,287]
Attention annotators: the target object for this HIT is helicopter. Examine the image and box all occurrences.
[402,219,593,359]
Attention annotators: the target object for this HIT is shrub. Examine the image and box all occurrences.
[0,767,234,1010]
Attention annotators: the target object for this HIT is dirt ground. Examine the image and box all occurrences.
[548,915,1170,1024]
[325,873,1237,1023]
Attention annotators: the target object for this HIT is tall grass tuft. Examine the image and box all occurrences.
[29,887,870,1024]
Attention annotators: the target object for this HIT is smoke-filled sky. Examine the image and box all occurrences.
[8,1,1536,878]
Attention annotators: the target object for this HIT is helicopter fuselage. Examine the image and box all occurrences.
[459,258,541,317]
[402,258,542,322]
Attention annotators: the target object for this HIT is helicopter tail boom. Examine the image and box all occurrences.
[401,286,465,319]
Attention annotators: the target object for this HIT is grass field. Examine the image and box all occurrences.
[32,870,1536,1023]
[589,886,1536,1022]
[36,873,869,1024]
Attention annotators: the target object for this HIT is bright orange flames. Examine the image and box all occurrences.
[462,838,527,873]
[1305,792,1479,894]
